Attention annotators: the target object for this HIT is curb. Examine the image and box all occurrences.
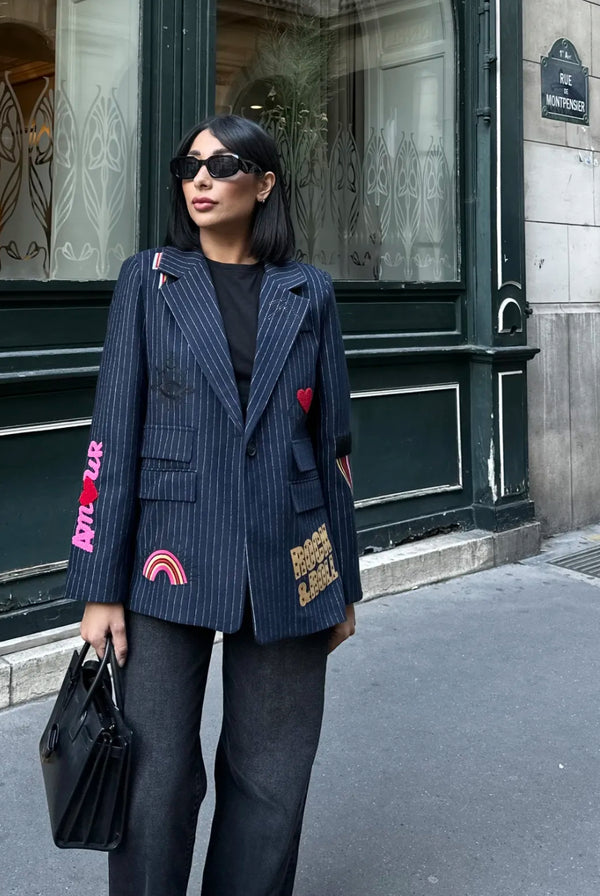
[0,522,541,710]
[360,521,541,600]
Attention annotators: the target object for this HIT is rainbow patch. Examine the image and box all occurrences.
[336,455,353,492]
[142,550,188,585]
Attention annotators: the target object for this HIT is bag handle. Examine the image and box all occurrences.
[79,635,125,716]
[107,637,125,713]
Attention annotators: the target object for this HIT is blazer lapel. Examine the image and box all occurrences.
[158,248,243,430]
[245,262,308,439]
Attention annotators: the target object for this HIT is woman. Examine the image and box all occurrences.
[65,114,362,896]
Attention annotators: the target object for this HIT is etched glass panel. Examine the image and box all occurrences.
[216,0,457,282]
[0,0,140,281]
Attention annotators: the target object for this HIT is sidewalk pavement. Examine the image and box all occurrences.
[2,526,600,895]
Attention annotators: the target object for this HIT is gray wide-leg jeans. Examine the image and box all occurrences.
[108,607,329,896]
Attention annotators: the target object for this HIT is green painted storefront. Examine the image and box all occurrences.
[0,0,537,641]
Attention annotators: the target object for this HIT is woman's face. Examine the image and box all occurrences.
[181,129,274,240]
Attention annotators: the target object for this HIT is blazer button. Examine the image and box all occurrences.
[246,441,257,457]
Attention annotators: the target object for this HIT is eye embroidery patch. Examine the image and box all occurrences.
[143,550,188,585]
[297,388,313,413]
[72,441,103,554]
[336,455,353,492]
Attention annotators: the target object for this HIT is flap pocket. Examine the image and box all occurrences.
[138,470,196,502]
[290,475,325,513]
[141,426,194,462]
[292,438,316,472]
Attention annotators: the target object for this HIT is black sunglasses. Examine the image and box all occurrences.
[170,153,263,180]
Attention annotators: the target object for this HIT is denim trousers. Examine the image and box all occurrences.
[108,606,329,896]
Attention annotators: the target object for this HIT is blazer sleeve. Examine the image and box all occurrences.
[64,255,147,605]
[312,272,363,604]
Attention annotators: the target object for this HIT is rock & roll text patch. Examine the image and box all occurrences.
[290,524,339,606]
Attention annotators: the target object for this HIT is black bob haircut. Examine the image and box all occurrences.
[165,114,295,265]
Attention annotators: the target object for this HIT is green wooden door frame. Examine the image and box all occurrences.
[138,0,217,251]
[466,0,538,532]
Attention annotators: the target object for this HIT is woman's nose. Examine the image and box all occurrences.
[193,163,211,188]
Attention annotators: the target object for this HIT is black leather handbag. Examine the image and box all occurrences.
[39,636,132,850]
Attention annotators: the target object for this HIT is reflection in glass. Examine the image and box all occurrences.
[0,0,139,281]
[0,3,54,278]
[216,0,457,282]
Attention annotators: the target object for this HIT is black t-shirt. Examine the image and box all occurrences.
[206,258,264,417]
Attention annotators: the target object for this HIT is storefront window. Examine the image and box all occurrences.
[216,0,457,282]
[0,0,140,281]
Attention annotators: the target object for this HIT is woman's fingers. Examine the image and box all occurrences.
[80,602,128,666]
[328,604,356,654]
[109,614,128,667]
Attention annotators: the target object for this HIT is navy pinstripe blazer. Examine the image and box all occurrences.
[65,247,362,643]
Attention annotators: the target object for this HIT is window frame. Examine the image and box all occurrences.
[329,0,468,353]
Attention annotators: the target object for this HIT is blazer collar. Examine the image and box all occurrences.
[158,249,242,429]
[156,248,308,437]
[245,261,308,439]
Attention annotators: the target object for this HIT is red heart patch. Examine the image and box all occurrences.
[297,388,313,413]
[79,476,98,506]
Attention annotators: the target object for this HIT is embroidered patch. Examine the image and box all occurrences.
[143,550,188,585]
[290,524,339,607]
[79,476,98,506]
[152,358,193,401]
[297,388,313,413]
[335,433,352,458]
[336,455,353,492]
[72,441,103,554]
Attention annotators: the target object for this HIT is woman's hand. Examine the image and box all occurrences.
[80,602,128,667]
[328,603,356,654]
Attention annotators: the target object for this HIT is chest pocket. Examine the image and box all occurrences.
[292,438,316,472]
[138,426,196,502]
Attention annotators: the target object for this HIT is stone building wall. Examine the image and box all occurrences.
[524,0,600,532]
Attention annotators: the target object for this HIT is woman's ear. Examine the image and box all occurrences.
[257,171,276,203]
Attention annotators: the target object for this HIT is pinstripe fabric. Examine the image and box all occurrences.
[64,247,362,643]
